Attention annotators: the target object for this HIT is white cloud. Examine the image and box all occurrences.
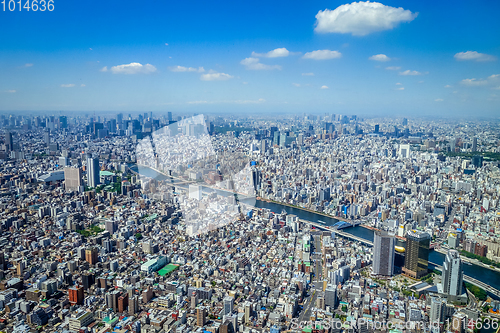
[109,62,157,74]
[187,98,265,104]
[169,66,205,73]
[435,98,444,102]
[293,83,301,87]
[165,43,169,46]
[396,87,404,90]
[240,57,281,70]
[303,50,342,60]
[252,48,290,58]
[399,70,422,76]
[454,51,496,62]
[61,84,75,88]
[444,85,452,88]
[24,63,33,67]
[493,86,500,90]
[395,82,402,85]
[302,72,315,76]
[369,54,391,61]
[314,1,418,36]
[460,78,489,86]
[385,66,401,70]
[460,74,499,87]
[6,90,16,93]
[81,84,86,87]
[100,66,108,72]
[320,85,329,89]
[200,71,234,81]
[234,98,266,104]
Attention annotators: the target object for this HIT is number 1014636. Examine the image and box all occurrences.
[2,0,54,11]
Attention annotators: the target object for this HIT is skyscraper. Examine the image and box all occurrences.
[87,155,100,188]
[429,297,444,325]
[403,230,431,279]
[5,131,13,151]
[324,285,337,308]
[69,285,84,305]
[373,231,395,276]
[85,247,99,265]
[441,250,463,296]
[64,167,82,192]
[44,130,50,146]
[223,296,234,315]
[196,307,207,327]
[472,137,477,152]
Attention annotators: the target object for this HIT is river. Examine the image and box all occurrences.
[132,164,500,292]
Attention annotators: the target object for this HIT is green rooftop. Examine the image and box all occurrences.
[100,171,115,176]
[158,263,180,276]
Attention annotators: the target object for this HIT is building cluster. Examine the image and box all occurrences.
[0,112,498,332]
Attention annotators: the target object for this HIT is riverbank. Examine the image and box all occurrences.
[434,247,500,274]
[258,198,353,224]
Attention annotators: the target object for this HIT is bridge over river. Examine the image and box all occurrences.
[301,219,500,299]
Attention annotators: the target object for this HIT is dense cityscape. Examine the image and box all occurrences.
[2,0,500,332]
[0,112,499,333]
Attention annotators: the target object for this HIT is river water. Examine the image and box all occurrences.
[132,164,500,292]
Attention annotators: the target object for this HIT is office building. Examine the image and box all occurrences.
[429,297,444,325]
[223,296,234,315]
[196,307,207,327]
[373,231,395,276]
[441,250,463,296]
[5,131,13,151]
[87,155,100,188]
[324,285,337,308]
[64,167,82,192]
[403,230,431,279]
[68,285,84,305]
[85,247,99,265]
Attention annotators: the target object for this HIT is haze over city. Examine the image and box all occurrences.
[1,1,500,333]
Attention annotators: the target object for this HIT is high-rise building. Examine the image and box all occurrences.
[223,296,234,315]
[472,137,477,152]
[5,131,13,151]
[85,247,99,265]
[44,130,50,146]
[429,297,444,325]
[441,250,463,296]
[403,230,431,279]
[129,295,139,315]
[59,116,68,128]
[196,307,207,327]
[244,302,252,323]
[64,167,82,192]
[69,285,84,305]
[105,220,117,235]
[87,156,100,188]
[191,291,198,309]
[373,231,395,276]
[324,285,337,308]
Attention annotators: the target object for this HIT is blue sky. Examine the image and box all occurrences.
[1,0,499,116]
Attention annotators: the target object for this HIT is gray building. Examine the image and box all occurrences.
[373,231,395,276]
[442,249,463,296]
[87,156,100,188]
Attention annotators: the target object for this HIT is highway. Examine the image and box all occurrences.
[432,264,500,299]
[299,218,500,299]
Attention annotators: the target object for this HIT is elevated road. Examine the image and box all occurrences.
[432,264,500,299]
[300,218,500,299]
